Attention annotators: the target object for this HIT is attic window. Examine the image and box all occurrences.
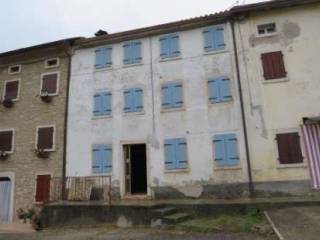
[257,23,276,35]
[45,58,59,68]
[8,65,21,75]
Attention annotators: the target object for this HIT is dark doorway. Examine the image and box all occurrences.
[124,144,147,195]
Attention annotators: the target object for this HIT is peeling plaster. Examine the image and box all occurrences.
[174,184,203,198]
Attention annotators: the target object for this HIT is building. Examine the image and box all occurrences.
[0,39,77,223]
[232,0,320,195]
[66,13,252,199]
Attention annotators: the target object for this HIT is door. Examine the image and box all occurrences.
[0,178,11,223]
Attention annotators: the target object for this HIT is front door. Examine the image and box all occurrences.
[0,177,11,223]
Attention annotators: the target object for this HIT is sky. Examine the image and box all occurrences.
[0,0,265,53]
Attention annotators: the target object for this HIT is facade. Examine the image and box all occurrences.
[67,16,251,199]
[0,39,76,222]
[233,0,320,195]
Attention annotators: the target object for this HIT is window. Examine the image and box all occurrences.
[45,58,60,68]
[257,23,276,35]
[160,34,180,59]
[203,26,226,52]
[261,51,287,80]
[124,88,143,113]
[276,132,303,164]
[164,138,187,170]
[162,83,183,109]
[40,72,59,95]
[35,175,51,202]
[0,130,14,153]
[95,48,112,69]
[92,144,112,174]
[8,65,21,75]
[123,41,142,65]
[3,80,19,101]
[208,77,232,103]
[93,92,112,116]
[36,126,55,151]
[213,134,239,166]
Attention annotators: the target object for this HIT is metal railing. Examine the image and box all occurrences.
[50,176,112,205]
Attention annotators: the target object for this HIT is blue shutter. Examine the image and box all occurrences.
[214,135,227,166]
[225,134,239,166]
[164,139,176,170]
[93,93,103,116]
[133,41,142,63]
[176,138,187,169]
[101,145,112,173]
[203,29,214,51]
[220,78,232,102]
[162,85,171,107]
[170,35,180,56]
[160,36,169,58]
[124,90,132,112]
[123,43,131,64]
[134,88,143,111]
[95,48,112,68]
[213,26,226,50]
[173,84,183,107]
[92,145,102,173]
[102,92,112,115]
[208,79,220,103]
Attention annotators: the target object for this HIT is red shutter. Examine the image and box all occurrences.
[35,175,51,202]
[0,131,13,152]
[41,74,58,94]
[4,81,19,100]
[37,127,54,150]
[261,51,287,80]
[277,132,303,164]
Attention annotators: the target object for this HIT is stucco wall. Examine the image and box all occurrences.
[67,22,248,198]
[236,4,320,183]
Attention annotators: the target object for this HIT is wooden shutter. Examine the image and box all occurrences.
[37,127,54,150]
[92,145,102,174]
[208,78,220,103]
[93,93,103,116]
[35,175,51,202]
[276,132,303,164]
[169,35,180,56]
[160,36,169,58]
[162,85,171,107]
[95,48,112,69]
[261,51,287,80]
[41,73,58,94]
[214,135,227,166]
[225,134,239,166]
[176,138,187,169]
[173,84,183,107]
[123,90,132,112]
[133,88,143,111]
[102,92,112,115]
[101,145,112,173]
[4,81,19,100]
[164,139,176,169]
[0,131,13,152]
[220,78,232,102]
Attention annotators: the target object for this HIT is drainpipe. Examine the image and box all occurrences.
[230,19,254,197]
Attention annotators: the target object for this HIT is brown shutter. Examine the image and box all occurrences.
[35,175,51,202]
[5,81,19,100]
[37,127,54,150]
[0,131,13,152]
[277,132,303,164]
[261,51,287,80]
[41,74,58,94]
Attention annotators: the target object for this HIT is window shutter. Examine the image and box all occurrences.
[261,51,287,80]
[123,43,131,64]
[220,78,232,102]
[92,145,102,173]
[5,81,19,100]
[213,27,226,50]
[134,88,143,111]
[95,48,111,68]
[214,135,227,166]
[161,85,171,107]
[173,84,183,107]
[203,29,213,51]
[225,134,239,165]
[277,133,303,164]
[0,131,13,152]
[289,133,303,164]
[101,145,112,174]
[37,127,54,150]
[176,138,187,169]
[170,35,180,55]
[124,90,132,112]
[93,93,103,116]
[208,79,220,103]
[35,175,51,202]
[105,48,112,66]
[164,139,176,169]
[102,92,112,115]
[133,41,142,63]
[42,73,58,94]
[160,37,169,58]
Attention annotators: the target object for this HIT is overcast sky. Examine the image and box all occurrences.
[0,0,265,53]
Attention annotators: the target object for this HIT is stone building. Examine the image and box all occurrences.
[0,39,77,222]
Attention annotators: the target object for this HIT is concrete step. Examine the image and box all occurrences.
[163,212,192,224]
[152,207,177,216]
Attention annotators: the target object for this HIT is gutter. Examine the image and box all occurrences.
[230,19,254,197]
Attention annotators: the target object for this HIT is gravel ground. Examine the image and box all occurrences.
[0,226,273,240]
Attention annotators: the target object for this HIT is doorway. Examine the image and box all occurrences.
[0,177,11,223]
[124,144,147,195]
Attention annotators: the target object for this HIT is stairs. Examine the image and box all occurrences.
[151,206,192,225]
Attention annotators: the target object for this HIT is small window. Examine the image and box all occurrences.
[261,51,287,80]
[123,41,142,65]
[208,77,232,103]
[123,88,143,113]
[40,72,59,96]
[213,134,239,166]
[36,126,55,151]
[276,132,303,164]
[203,26,226,52]
[45,58,60,68]
[160,34,180,59]
[0,130,14,153]
[8,65,21,75]
[257,23,276,35]
[92,144,112,174]
[162,83,183,109]
[35,175,51,202]
[164,138,187,170]
[93,92,112,116]
[3,80,19,101]
[95,48,112,69]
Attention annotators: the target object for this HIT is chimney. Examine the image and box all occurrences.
[95,29,108,37]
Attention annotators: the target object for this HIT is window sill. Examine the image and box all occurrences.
[123,111,145,117]
[122,62,143,68]
[92,115,112,120]
[276,163,307,169]
[214,165,242,171]
[91,173,113,177]
[208,99,233,107]
[255,32,279,38]
[94,66,113,72]
[45,65,60,69]
[204,49,228,56]
[159,56,182,63]
[164,168,190,174]
[263,77,289,84]
[161,107,185,113]
[40,93,59,97]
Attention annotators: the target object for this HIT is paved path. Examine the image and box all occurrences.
[268,206,320,240]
